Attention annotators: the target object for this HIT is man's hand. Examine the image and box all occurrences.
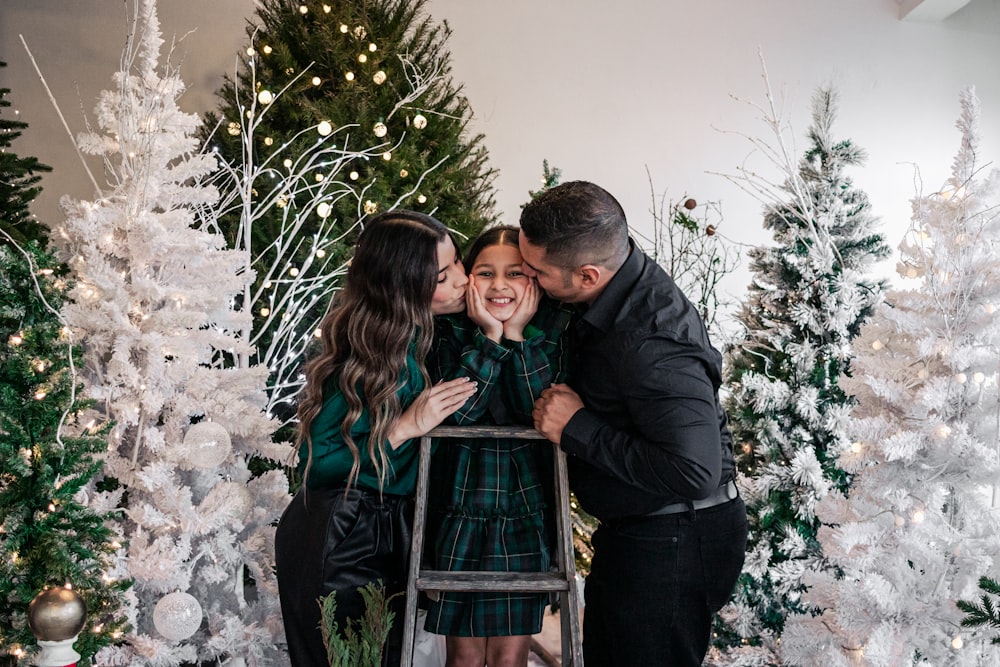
[532,383,584,444]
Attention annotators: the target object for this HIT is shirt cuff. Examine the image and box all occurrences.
[472,328,513,361]
[561,408,602,454]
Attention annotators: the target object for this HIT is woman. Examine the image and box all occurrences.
[424,226,575,667]
[275,210,478,667]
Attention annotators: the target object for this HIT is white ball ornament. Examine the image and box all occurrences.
[153,591,202,641]
[184,421,232,469]
[373,122,388,138]
[317,121,333,136]
[256,90,273,105]
[373,70,387,85]
[412,114,427,130]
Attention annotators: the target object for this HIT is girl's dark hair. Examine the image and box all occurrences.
[464,225,520,271]
[296,210,452,490]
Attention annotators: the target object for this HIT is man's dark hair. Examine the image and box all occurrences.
[519,180,630,270]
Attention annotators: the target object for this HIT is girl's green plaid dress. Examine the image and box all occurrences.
[424,299,574,637]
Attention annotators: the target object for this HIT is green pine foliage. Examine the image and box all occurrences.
[959,577,1000,644]
[0,243,131,666]
[203,0,496,398]
[0,62,51,249]
[319,581,399,667]
[715,88,889,659]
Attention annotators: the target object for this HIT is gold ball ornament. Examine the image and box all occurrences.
[183,421,232,469]
[28,587,87,642]
[412,114,428,130]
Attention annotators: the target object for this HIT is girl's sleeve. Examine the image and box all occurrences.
[430,317,512,424]
[503,302,574,423]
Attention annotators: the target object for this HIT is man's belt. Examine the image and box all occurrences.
[645,480,738,517]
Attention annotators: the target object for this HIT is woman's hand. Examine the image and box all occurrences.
[502,278,541,342]
[465,280,504,342]
[388,377,478,448]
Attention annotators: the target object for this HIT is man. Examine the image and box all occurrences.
[519,181,747,666]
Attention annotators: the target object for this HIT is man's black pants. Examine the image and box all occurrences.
[582,497,748,666]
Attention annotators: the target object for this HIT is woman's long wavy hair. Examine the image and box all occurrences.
[295,210,452,491]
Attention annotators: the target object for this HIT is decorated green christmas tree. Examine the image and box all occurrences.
[0,243,131,664]
[203,0,496,418]
[713,86,889,664]
[0,61,51,248]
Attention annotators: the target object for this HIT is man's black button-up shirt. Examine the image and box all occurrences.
[561,243,736,521]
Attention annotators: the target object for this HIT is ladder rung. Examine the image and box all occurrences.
[417,570,571,593]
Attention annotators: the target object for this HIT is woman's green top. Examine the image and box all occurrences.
[298,350,426,496]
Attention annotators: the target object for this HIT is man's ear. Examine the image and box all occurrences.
[577,265,602,289]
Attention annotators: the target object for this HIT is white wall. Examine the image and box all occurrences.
[3,0,999,315]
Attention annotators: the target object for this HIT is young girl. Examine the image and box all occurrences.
[274,210,478,667]
[424,226,575,667]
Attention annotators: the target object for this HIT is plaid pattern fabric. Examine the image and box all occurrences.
[424,299,575,637]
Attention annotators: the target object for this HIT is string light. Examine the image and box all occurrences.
[349,171,359,180]
[369,43,377,52]
[358,53,368,64]
[345,71,355,82]
[316,249,326,258]
[382,151,392,161]
[9,333,23,346]
[317,121,333,136]
[311,76,322,86]
[417,194,427,204]
[264,137,274,146]
[373,70,386,85]
[263,45,273,54]
[339,23,349,33]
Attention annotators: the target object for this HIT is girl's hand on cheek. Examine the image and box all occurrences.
[466,280,503,342]
[503,278,540,341]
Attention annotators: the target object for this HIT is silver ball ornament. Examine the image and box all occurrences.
[153,591,203,641]
[184,421,232,469]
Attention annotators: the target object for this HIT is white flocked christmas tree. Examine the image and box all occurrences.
[714,84,890,665]
[781,87,1000,666]
[48,1,291,664]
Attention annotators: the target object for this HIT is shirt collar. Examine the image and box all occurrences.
[579,239,643,334]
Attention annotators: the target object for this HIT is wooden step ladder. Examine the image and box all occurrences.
[400,425,584,666]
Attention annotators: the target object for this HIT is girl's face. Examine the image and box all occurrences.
[431,237,469,315]
[470,243,530,322]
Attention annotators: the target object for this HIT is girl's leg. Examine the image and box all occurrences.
[445,636,487,667]
[484,635,533,667]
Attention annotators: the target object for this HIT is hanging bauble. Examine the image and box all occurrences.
[373,122,388,138]
[412,114,427,130]
[153,591,203,641]
[705,225,716,236]
[256,90,273,105]
[28,587,87,642]
[364,200,379,215]
[683,198,697,210]
[184,421,232,469]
